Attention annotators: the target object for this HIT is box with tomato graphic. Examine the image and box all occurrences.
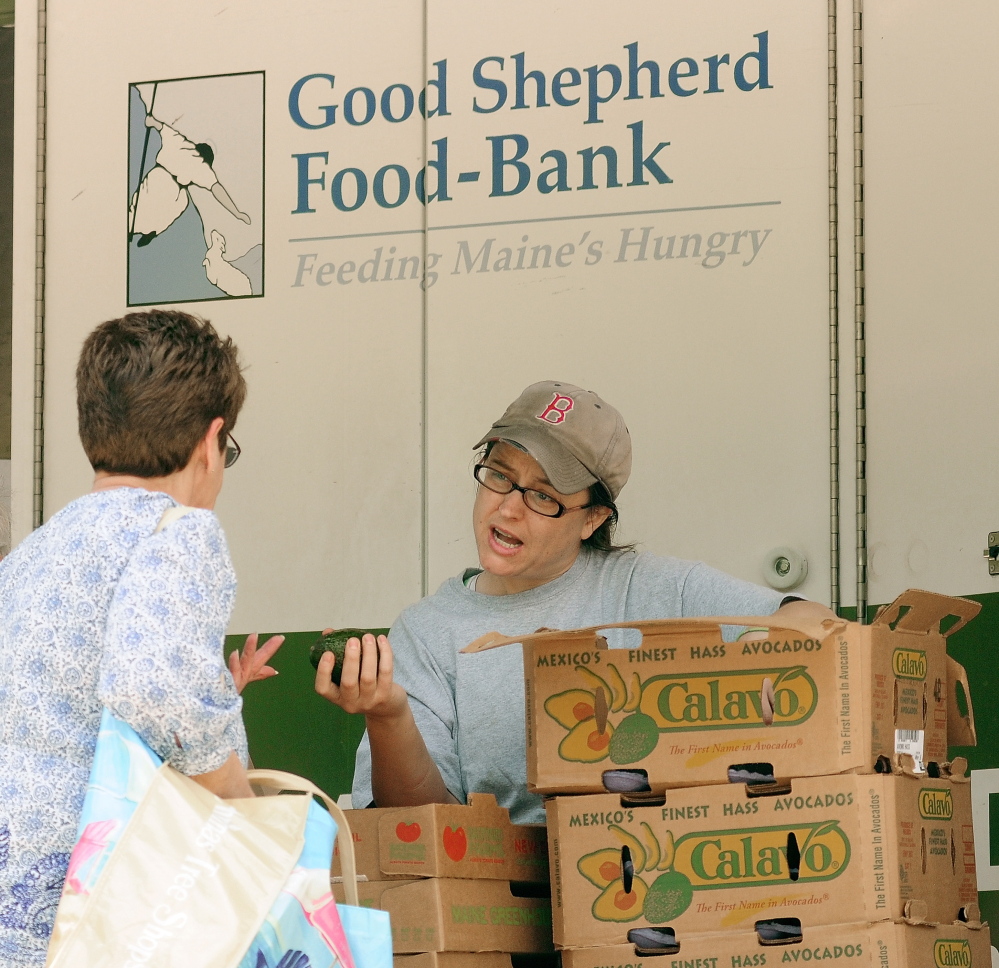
[559,919,992,968]
[334,877,554,953]
[545,770,978,947]
[332,793,549,883]
[463,590,979,795]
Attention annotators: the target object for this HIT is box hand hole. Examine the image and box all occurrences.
[939,614,963,636]
[955,678,970,719]
[729,763,791,796]
[728,763,776,785]
[755,918,803,946]
[628,927,679,956]
[603,768,651,793]
[619,790,666,808]
[785,831,800,882]
[603,769,667,807]
[874,755,892,774]
[920,826,927,874]
[621,844,634,895]
[598,628,644,651]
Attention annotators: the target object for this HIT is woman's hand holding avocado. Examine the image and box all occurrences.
[313,632,408,720]
[313,630,457,806]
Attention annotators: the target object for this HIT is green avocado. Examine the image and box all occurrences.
[643,871,694,922]
[309,628,389,685]
[608,712,659,765]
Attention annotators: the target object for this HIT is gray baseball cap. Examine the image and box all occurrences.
[474,381,632,500]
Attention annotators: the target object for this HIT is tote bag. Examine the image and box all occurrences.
[45,709,392,968]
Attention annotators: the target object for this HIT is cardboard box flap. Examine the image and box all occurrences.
[558,921,993,968]
[947,655,977,747]
[871,589,980,637]
[463,613,845,653]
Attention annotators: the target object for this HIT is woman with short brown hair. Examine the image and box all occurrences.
[0,309,279,965]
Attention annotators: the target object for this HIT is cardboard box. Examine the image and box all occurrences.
[333,878,422,907]
[342,877,554,953]
[333,809,413,882]
[559,920,992,968]
[545,771,978,947]
[463,590,979,794]
[332,794,549,883]
[394,954,559,968]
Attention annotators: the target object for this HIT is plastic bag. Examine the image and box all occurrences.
[46,710,391,968]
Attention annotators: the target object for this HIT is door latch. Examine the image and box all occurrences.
[984,533,999,575]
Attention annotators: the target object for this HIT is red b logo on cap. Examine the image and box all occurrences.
[537,393,574,424]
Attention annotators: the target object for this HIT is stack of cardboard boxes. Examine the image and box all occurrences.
[464,589,992,967]
[332,793,557,968]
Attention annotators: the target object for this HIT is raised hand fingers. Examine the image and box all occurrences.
[242,631,259,660]
[254,634,284,668]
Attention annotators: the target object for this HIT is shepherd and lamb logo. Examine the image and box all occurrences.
[127,71,264,305]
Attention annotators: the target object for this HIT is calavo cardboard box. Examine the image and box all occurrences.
[545,770,977,946]
[341,877,554,954]
[332,793,549,883]
[559,920,992,968]
[463,590,979,794]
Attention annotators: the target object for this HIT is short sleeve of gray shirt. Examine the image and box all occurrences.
[350,548,786,822]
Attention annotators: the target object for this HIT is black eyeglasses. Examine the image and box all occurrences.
[473,463,593,518]
[224,434,241,469]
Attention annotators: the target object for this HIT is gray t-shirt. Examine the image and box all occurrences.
[351,548,785,823]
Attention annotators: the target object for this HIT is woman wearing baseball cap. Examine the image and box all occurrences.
[315,381,833,823]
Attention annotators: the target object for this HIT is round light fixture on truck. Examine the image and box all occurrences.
[762,546,808,591]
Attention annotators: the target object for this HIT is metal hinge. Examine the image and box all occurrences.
[985,533,999,575]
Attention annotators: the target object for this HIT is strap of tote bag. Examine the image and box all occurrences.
[247,769,360,906]
[155,504,194,533]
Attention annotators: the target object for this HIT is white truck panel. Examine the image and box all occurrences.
[28,0,832,631]
[864,0,999,602]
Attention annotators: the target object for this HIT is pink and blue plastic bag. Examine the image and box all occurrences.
[51,709,391,968]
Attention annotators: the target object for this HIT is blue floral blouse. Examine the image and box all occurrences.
[0,487,247,965]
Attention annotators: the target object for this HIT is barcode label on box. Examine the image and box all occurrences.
[895,728,925,772]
